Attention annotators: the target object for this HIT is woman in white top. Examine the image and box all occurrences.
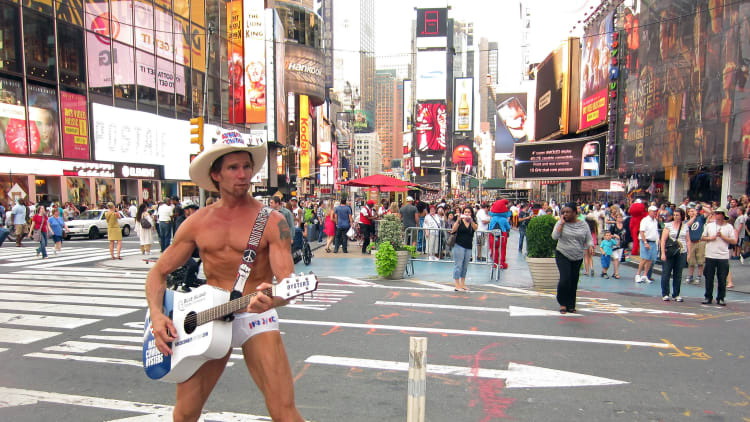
[135,203,155,255]
[423,205,442,260]
[659,208,688,302]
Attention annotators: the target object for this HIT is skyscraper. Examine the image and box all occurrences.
[375,70,403,169]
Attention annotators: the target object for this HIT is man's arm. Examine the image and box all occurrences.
[259,212,295,310]
[144,217,198,355]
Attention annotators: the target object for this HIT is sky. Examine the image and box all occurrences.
[374,0,600,87]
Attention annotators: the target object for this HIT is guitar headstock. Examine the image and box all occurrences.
[273,273,319,301]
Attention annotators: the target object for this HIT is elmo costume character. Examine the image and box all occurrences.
[489,199,512,269]
[628,200,647,256]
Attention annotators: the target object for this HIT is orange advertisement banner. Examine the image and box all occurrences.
[243,0,266,123]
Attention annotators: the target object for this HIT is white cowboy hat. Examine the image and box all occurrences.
[189,131,267,192]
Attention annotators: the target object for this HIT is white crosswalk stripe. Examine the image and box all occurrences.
[0,267,147,350]
[0,246,143,267]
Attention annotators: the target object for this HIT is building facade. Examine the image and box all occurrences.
[354,131,381,177]
[374,69,402,169]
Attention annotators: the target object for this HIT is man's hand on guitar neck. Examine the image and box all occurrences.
[245,282,285,313]
[151,312,177,356]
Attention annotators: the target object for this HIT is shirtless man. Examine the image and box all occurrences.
[145,138,303,422]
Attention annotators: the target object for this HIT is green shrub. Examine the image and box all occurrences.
[526,214,558,258]
[377,214,404,250]
[375,241,398,277]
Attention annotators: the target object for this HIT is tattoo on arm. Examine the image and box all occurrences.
[278,220,291,248]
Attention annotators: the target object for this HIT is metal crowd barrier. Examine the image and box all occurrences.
[402,227,506,280]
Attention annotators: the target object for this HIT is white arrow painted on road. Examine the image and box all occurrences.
[305,355,628,388]
[0,387,272,421]
[375,301,581,317]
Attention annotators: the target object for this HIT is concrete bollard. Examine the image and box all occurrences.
[407,336,427,422]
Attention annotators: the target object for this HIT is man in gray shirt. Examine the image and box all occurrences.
[12,199,27,247]
[399,196,419,247]
[270,197,294,245]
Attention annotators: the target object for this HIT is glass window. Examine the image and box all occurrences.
[206,75,219,122]
[175,64,190,118]
[57,0,84,26]
[190,0,203,27]
[191,69,203,116]
[190,24,205,72]
[114,42,136,106]
[155,6,174,60]
[173,0,187,17]
[174,16,189,66]
[154,0,169,11]
[24,0,52,15]
[157,57,175,117]
[134,0,155,54]
[57,23,86,90]
[220,77,228,124]
[27,84,60,156]
[0,77,28,155]
[23,10,56,81]
[136,49,156,112]
[85,0,109,37]
[86,31,113,99]
[0,5,21,73]
[111,0,134,45]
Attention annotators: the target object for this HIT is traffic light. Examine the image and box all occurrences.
[190,116,204,152]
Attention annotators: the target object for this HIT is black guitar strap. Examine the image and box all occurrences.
[231,207,272,299]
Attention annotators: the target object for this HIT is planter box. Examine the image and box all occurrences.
[386,250,411,280]
[526,257,559,289]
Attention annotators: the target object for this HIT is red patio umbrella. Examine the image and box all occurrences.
[340,174,413,188]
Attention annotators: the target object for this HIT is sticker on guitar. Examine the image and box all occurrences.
[142,273,319,383]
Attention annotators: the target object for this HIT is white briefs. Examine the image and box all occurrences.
[230,309,280,348]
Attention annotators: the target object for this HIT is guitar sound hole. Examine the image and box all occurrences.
[184,311,197,334]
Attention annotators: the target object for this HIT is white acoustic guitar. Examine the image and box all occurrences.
[142,273,318,383]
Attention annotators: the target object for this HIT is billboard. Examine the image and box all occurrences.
[265,9,286,144]
[451,134,475,175]
[352,109,373,133]
[60,91,89,160]
[335,112,351,150]
[416,8,447,37]
[534,41,571,141]
[27,85,60,156]
[416,51,446,100]
[416,102,446,167]
[227,0,245,124]
[285,44,325,104]
[244,0,266,123]
[454,77,473,132]
[403,79,413,132]
[299,95,311,178]
[617,0,750,173]
[579,11,614,131]
[514,137,605,179]
[0,77,29,155]
[494,93,528,154]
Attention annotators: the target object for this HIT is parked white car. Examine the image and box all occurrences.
[64,209,135,240]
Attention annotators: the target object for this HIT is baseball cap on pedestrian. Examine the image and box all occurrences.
[188,131,267,192]
[181,200,199,210]
[367,199,375,205]
[714,207,729,218]
[648,205,658,211]
[406,196,414,202]
[290,197,298,201]
[688,202,696,209]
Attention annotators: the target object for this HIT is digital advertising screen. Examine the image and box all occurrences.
[244,0,266,124]
[415,102,446,167]
[416,50,446,101]
[534,42,570,141]
[494,92,527,154]
[579,11,613,131]
[453,77,473,133]
[451,135,475,175]
[416,8,447,37]
[514,137,605,179]
[403,79,413,132]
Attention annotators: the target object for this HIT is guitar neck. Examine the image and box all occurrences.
[196,287,273,326]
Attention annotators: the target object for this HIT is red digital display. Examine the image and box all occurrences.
[416,8,447,38]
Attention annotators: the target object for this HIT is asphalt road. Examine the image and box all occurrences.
[0,236,748,421]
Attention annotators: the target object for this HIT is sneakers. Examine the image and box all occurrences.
[662,296,670,301]
[674,296,684,302]
[716,299,726,306]
[685,275,693,284]
[643,277,654,284]
[590,269,595,277]
[635,275,643,283]
[692,276,702,285]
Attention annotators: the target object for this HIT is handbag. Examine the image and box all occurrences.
[346,226,356,240]
[446,231,457,248]
[32,229,41,242]
[664,224,683,257]
[140,218,152,229]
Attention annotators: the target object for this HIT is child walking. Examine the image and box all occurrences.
[599,231,617,279]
